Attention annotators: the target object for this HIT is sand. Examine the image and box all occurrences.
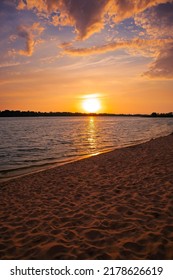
[0,134,173,260]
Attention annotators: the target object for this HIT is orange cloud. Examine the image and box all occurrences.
[17,0,26,10]
[17,25,34,56]
[109,0,170,22]
[60,38,172,57]
[17,22,44,56]
[17,0,47,12]
[52,14,72,27]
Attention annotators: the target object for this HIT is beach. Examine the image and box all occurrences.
[0,133,173,260]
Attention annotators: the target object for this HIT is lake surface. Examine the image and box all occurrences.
[1,116,173,181]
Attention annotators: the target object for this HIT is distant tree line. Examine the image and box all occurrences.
[0,110,85,117]
[0,110,173,118]
[150,112,173,118]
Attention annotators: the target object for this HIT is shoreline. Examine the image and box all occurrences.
[0,133,173,259]
[0,132,171,184]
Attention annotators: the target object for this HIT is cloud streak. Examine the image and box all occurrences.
[60,38,172,57]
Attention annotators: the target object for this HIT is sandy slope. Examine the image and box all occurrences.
[0,134,173,260]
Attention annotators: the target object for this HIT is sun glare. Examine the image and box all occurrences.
[82,97,101,113]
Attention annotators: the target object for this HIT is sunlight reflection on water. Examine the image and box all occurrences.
[87,117,97,150]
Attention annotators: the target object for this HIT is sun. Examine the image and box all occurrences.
[82,97,101,113]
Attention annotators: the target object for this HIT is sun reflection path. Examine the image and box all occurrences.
[87,117,97,151]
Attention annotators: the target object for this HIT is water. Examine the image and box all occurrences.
[0,116,173,181]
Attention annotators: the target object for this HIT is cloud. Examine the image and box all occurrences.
[17,22,44,56]
[51,14,72,27]
[17,0,109,40]
[17,0,171,40]
[144,42,173,78]
[17,0,46,12]
[110,0,171,21]
[0,61,30,68]
[0,62,21,68]
[61,0,108,40]
[60,38,171,57]
[135,2,173,38]
[17,0,26,10]
[17,25,34,56]
[134,2,173,78]
[9,35,17,42]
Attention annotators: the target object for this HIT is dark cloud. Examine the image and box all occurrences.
[144,42,173,78]
[134,2,173,78]
[135,2,173,38]
[62,0,108,39]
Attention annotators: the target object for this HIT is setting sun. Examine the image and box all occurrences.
[82,98,101,113]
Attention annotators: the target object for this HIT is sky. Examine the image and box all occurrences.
[0,0,173,114]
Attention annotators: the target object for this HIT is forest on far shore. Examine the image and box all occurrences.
[0,110,173,118]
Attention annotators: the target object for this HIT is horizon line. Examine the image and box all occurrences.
[0,110,173,118]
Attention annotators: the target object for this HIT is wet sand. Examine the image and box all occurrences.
[0,134,173,260]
